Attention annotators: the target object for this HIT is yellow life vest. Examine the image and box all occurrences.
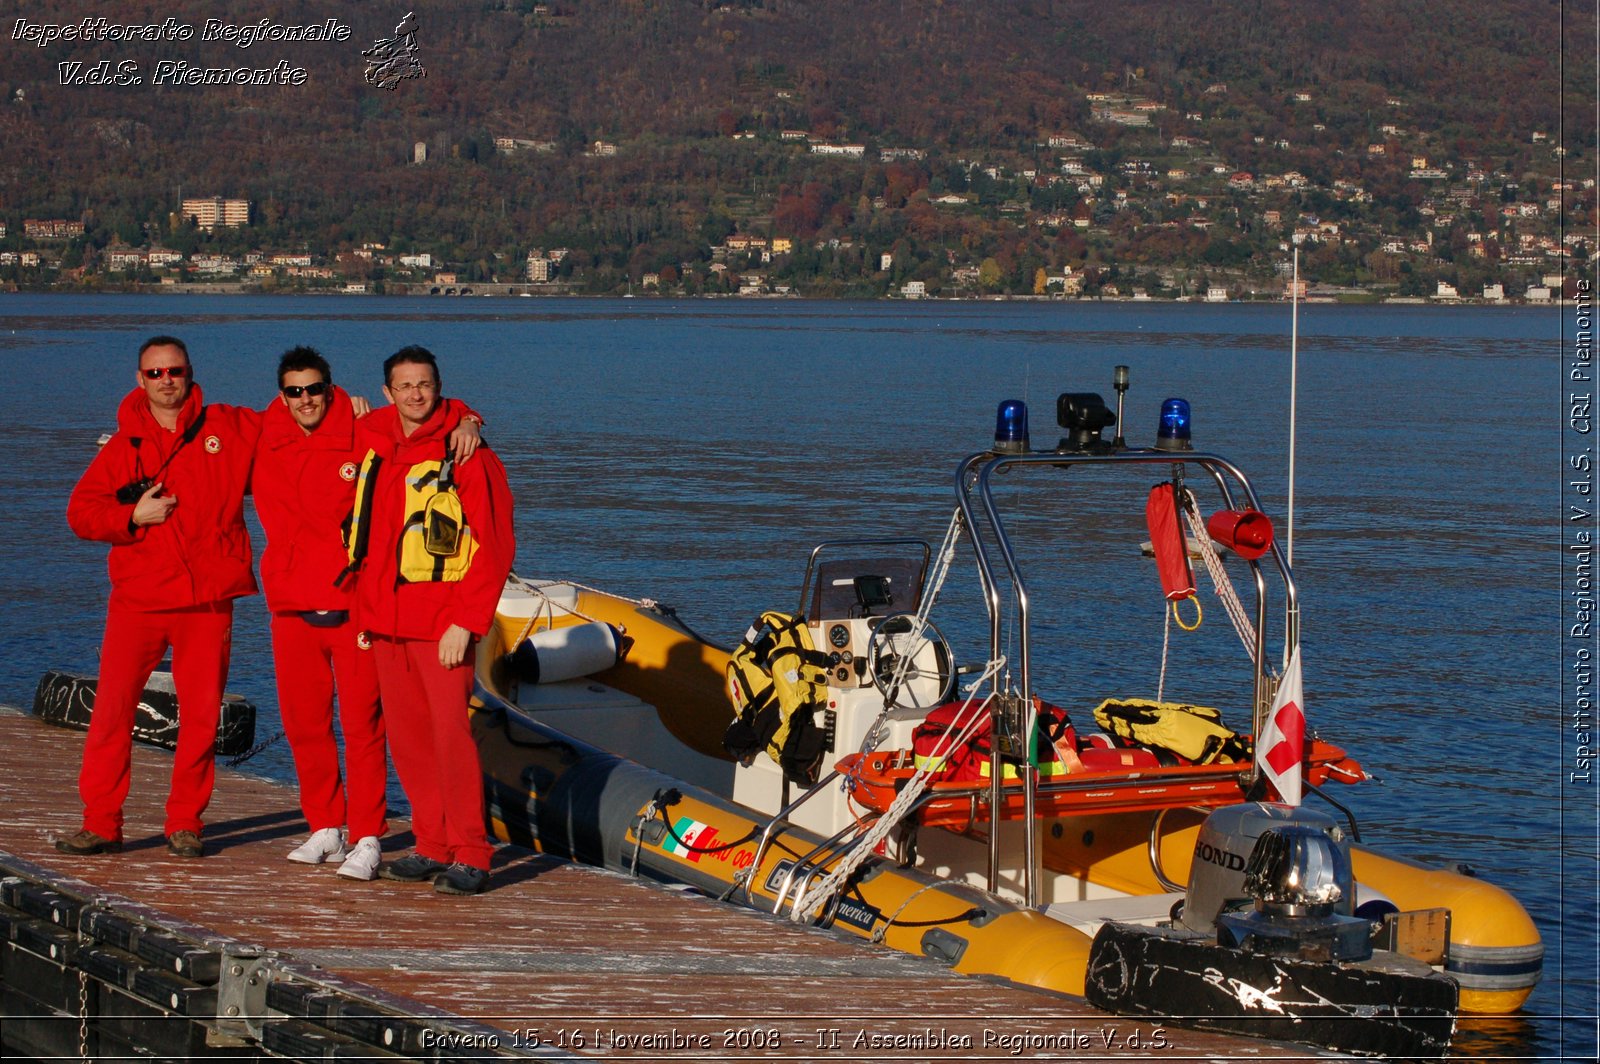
[723,611,832,784]
[341,450,478,586]
[1092,698,1252,765]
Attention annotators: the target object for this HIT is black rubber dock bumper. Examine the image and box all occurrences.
[32,668,256,757]
[1084,921,1459,1059]
[0,851,560,1061]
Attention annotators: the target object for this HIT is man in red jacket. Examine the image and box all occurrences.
[348,346,514,895]
[255,347,480,880]
[254,347,387,879]
[61,336,260,859]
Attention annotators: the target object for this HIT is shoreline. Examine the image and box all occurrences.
[0,283,1570,307]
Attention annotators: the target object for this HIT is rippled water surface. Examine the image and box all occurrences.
[0,294,1589,1060]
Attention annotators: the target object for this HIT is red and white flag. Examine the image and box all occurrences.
[1257,646,1306,805]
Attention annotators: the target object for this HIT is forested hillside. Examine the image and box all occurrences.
[0,0,1590,297]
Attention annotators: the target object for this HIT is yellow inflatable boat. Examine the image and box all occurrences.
[471,379,1541,1059]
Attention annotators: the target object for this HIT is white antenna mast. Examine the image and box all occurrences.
[1288,248,1300,569]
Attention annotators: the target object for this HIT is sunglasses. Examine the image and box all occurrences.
[142,366,189,380]
[281,382,330,399]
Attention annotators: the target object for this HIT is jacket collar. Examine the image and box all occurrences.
[262,384,357,450]
[117,381,205,436]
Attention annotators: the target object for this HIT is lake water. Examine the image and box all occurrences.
[0,293,1590,1060]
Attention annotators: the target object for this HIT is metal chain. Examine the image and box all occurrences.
[224,729,285,767]
[77,943,90,1062]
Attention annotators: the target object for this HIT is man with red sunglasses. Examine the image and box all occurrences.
[254,346,478,881]
[61,336,261,859]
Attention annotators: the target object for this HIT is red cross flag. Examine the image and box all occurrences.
[1257,646,1306,805]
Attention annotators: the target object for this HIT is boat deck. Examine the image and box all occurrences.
[0,705,1338,1061]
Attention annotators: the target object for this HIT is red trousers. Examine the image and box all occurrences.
[371,636,491,870]
[270,613,388,841]
[80,602,233,841]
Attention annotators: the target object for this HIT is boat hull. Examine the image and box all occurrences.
[477,581,1541,1018]
[473,692,1099,996]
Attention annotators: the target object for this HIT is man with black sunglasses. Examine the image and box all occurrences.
[60,336,261,859]
[253,346,478,882]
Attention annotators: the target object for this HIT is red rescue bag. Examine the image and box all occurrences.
[1146,482,1195,602]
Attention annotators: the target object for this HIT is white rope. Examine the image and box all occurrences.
[1157,607,1172,702]
[505,573,638,649]
[791,655,1007,923]
[1179,491,1263,670]
[861,509,965,754]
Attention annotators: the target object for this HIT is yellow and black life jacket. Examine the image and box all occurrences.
[1092,698,1253,765]
[339,450,478,587]
[723,611,832,784]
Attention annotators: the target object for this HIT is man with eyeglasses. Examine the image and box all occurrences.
[254,346,479,881]
[61,336,260,859]
[343,346,514,896]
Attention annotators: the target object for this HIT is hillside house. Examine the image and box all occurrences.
[106,245,145,270]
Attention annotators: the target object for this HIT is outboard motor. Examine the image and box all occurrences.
[1179,801,1352,933]
[1086,800,1460,1058]
[1214,824,1374,963]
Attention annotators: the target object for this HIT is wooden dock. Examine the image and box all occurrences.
[0,705,1335,1061]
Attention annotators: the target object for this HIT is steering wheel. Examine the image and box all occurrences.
[866,613,956,712]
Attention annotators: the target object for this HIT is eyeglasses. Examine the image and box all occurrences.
[388,380,438,394]
[142,366,189,380]
[281,382,330,399]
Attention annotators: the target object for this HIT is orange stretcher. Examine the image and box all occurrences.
[836,739,1365,832]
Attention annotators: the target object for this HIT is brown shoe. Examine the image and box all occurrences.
[166,831,203,858]
[55,829,122,855]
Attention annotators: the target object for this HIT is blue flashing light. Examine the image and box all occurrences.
[1156,397,1192,451]
[994,399,1029,453]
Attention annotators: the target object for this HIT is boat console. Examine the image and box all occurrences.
[730,540,958,833]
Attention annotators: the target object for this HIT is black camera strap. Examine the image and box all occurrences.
[128,406,208,484]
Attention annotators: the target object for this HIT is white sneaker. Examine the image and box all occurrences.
[287,827,347,865]
[336,836,382,881]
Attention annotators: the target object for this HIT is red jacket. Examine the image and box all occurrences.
[351,402,515,642]
[252,385,364,613]
[68,383,260,611]
[254,393,480,613]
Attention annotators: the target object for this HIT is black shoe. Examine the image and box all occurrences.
[378,853,448,882]
[166,831,203,858]
[432,863,489,896]
[55,829,122,855]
